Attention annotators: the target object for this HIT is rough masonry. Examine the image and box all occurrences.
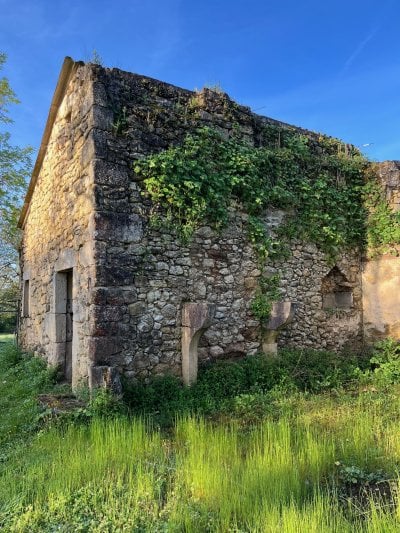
[18,58,400,387]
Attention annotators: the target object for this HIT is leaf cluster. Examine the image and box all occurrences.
[135,127,368,259]
[250,273,281,321]
[363,167,400,256]
[0,54,32,323]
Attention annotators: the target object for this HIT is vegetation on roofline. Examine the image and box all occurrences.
[134,124,400,321]
[134,125,399,260]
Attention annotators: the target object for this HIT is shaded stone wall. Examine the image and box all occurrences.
[362,161,400,342]
[23,61,391,384]
[87,65,363,378]
[19,64,97,386]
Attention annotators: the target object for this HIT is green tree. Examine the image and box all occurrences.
[0,53,32,331]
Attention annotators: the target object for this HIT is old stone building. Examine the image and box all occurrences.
[18,57,400,388]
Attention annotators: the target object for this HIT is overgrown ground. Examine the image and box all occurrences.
[0,333,14,344]
[0,338,400,531]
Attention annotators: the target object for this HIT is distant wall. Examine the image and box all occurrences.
[363,161,400,342]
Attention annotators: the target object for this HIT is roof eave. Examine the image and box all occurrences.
[18,57,80,229]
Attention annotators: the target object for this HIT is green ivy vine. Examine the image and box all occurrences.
[250,274,281,322]
[134,127,368,256]
[363,165,400,257]
[133,126,399,320]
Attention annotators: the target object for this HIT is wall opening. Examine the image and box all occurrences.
[22,279,30,317]
[322,266,353,310]
[55,269,73,383]
[65,270,73,383]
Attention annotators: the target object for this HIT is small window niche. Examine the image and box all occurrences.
[322,266,353,310]
[22,279,30,317]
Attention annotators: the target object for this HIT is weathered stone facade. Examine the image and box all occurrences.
[362,161,400,342]
[18,58,400,387]
[19,61,97,386]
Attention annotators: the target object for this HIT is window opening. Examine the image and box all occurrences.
[321,266,353,310]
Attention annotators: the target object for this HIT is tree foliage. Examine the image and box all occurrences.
[0,53,32,330]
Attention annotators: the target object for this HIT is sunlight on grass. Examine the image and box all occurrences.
[0,333,14,344]
[0,409,399,531]
[0,342,55,446]
[1,341,400,530]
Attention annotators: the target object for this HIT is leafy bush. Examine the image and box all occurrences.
[87,388,126,418]
[335,462,390,486]
[227,392,274,424]
[367,338,400,386]
[123,374,184,412]
[123,349,363,425]
[0,314,16,333]
[276,348,365,392]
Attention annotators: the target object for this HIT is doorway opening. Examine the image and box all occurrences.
[55,269,73,383]
[65,270,73,383]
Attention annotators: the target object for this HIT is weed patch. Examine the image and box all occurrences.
[1,341,400,529]
[0,342,58,446]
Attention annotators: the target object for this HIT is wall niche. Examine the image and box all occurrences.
[321,266,353,310]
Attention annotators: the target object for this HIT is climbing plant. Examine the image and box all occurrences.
[363,165,400,256]
[250,274,281,322]
[134,126,368,258]
[134,125,399,319]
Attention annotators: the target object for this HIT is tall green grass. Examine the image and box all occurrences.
[0,342,55,446]
[0,402,399,531]
[1,341,400,530]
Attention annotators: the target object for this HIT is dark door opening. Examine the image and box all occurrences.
[65,270,73,383]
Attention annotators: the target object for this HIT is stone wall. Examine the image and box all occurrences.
[23,61,400,385]
[362,161,400,342]
[87,64,363,378]
[19,62,98,386]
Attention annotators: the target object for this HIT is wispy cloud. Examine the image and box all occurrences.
[340,26,380,76]
[239,62,400,160]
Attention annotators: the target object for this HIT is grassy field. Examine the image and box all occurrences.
[0,340,400,531]
[0,333,15,344]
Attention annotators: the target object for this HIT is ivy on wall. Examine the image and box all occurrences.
[134,125,399,320]
[363,165,400,257]
[134,127,369,256]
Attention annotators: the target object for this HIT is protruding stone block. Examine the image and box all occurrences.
[262,301,296,357]
[265,301,294,331]
[182,303,215,385]
[48,342,66,367]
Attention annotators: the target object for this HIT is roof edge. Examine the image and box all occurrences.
[18,57,80,228]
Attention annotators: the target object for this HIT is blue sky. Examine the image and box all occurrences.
[1,0,399,161]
